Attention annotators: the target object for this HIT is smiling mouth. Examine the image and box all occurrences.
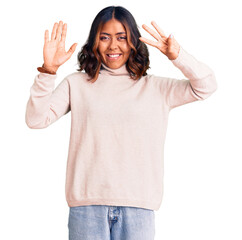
[106,54,122,60]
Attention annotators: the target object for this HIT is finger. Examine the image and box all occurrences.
[66,43,78,58]
[44,30,49,43]
[139,37,158,48]
[51,22,58,40]
[55,20,63,40]
[61,23,67,42]
[151,21,167,38]
[142,24,161,42]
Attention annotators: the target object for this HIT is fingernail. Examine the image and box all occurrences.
[169,34,173,38]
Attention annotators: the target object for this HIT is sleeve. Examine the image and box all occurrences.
[164,46,218,110]
[25,72,70,129]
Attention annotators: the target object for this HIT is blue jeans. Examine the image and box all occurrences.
[68,205,155,240]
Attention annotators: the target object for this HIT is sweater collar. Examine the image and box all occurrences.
[100,63,130,77]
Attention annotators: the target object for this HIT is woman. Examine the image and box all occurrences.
[26,5,217,240]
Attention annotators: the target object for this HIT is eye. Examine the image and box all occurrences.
[100,36,110,41]
[118,36,127,41]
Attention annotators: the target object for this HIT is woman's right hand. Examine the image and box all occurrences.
[43,21,78,73]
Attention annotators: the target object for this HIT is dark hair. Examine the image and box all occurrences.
[77,6,150,82]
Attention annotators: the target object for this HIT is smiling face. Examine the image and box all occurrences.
[97,18,131,69]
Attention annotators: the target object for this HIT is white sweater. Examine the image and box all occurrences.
[25,46,217,211]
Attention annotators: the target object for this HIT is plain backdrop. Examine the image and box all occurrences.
[0,0,241,239]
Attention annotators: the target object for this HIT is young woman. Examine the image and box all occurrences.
[26,5,217,240]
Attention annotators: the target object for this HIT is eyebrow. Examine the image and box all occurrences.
[100,32,126,36]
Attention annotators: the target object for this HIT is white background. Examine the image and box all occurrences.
[0,0,241,239]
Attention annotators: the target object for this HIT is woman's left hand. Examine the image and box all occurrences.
[139,21,180,60]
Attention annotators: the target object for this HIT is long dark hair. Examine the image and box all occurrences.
[77,6,150,82]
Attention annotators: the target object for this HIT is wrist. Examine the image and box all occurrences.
[37,64,58,75]
[43,64,59,73]
[167,51,179,60]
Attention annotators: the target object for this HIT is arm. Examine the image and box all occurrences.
[139,21,217,109]
[25,73,70,128]
[26,20,77,128]
[165,46,217,109]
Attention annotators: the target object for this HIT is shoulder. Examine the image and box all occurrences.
[143,73,171,85]
[63,71,90,85]
[64,71,88,80]
[143,74,179,93]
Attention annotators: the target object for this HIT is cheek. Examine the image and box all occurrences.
[123,45,131,56]
[97,43,106,55]
[123,43,131,53]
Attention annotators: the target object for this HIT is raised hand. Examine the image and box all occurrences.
[139,21,180,60]
[43,21,78,73]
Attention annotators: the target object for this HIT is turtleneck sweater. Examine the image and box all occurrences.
[25,46,217,211]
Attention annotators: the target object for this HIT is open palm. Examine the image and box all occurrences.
[43,21,77,72]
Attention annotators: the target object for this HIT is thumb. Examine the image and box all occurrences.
[167,34,174,52]
[67,43,78,58]
[168,34,173,43]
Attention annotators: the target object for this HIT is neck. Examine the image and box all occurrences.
[100,63,130,77]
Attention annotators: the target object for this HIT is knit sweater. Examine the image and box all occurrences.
[25,46,217,211]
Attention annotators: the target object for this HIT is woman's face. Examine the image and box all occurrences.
[97,18,131,69]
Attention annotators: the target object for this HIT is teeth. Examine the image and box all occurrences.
[108,54,120,58]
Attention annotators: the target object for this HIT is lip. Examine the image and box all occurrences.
[106,53,122,60]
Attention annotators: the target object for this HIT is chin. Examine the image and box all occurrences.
[109,65,122,69]
[105,62,123,69]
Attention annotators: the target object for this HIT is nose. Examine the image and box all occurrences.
[109,38,118,50]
